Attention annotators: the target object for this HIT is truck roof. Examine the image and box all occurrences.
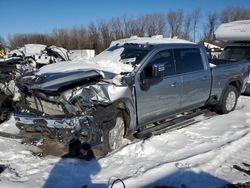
[110,35,195,47]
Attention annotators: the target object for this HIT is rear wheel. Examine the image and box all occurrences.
[216,86,238,114]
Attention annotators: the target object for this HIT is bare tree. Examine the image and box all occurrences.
[98,21,113,50]
[143,13,167,37]
[220,6,233,23]
[202,11,219,43]
[221,7,250,23]
[122,16,146,37]
[76,26,89,49]
[167,9,184,38]
[191,8,201,42]
[88,22,101,52]
[144,15,157,36]
[182,14,192,40]
[110,17,124,40]
[8,33,51,49]
[11,7,249,52]
[233,7,250,20]
[52,28,72,48]
[0,36,5,49]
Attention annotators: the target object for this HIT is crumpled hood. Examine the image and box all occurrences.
[19,69,104,92]
[36,58,133,76]
[37,60,100,75]
[18,60,127,92]
[18,49,134,92]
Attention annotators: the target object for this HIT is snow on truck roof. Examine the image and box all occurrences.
[110,35,195,47]
[215,20,250,41]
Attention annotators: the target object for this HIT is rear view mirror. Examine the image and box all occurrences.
[152,63,165,78]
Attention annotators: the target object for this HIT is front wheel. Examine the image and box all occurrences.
[216,86,238,114]
[108,112,126,151]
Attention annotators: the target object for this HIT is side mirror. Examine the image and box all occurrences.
[140,63,165,91]
[152,63,165,78]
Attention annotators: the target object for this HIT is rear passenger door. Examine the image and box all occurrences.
[174,48,211,109]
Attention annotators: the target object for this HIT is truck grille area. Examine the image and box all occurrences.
[26,96,65,115]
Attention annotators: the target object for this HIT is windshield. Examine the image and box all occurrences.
[93,44,152,65]
[218,46,250,61]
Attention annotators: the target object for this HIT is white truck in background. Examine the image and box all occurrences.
[214,20,250,93]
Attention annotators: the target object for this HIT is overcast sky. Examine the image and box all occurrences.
[1,0,250,40]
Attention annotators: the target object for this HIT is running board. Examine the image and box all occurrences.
[134,109,210,139]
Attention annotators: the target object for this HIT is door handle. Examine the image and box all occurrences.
[171,82,177,87]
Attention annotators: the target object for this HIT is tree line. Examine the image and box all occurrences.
[1,6,250,53]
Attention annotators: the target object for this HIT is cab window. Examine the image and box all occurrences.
[174,48,204,73]
[145,49,175,77]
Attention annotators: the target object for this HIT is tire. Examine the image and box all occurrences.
[216,85,238,114]
[242,83,250,96]
[106,111,126,151]
[0,94,12,123]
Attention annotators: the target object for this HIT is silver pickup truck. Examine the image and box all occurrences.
[14,37,249,153]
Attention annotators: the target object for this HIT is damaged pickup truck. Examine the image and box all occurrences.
[14,37,249,153]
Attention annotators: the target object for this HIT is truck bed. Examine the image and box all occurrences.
[210,60,249,98]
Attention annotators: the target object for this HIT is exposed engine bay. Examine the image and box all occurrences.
[15,71,132,148]
[0,44,95,123]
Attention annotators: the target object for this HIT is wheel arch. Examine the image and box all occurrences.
[219,78,242,102]
[228,79,242,95]
[112,99,136,136]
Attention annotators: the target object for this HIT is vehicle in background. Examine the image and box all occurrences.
[13,36,249,155]
[214,20,250,93]
[0,49,5,58]
[203,42,223,59]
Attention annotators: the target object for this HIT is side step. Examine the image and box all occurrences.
[134,109,210,139]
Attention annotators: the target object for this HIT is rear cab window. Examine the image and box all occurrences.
[218,46,250,61]
[174,48,204,74]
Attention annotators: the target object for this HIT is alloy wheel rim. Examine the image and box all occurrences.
[225,91,236,111]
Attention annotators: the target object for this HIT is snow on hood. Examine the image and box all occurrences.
[91,46,134,73]
[36,47,133,76]
[37,60,99,75]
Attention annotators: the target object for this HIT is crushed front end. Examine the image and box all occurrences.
[13,43,152,151]
[14,67,131,147]
[15,114,96,144]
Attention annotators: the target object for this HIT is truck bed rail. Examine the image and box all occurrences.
[209,58,237,65]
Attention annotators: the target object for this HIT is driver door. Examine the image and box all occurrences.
[135,49,182,126]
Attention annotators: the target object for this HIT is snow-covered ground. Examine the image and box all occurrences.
[1,96,250,188]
